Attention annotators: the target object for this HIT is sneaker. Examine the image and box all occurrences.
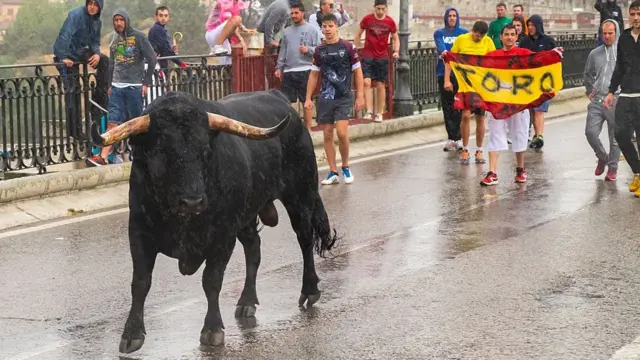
[459,149,470,164]
[629,174,640,192]
[605,168,617,181]
[373,114,383,123]
[480,171,498,186]
[443,140,457,152]
[321,171,340,185]
[475,150,486,164]
[342,167,354,184]
[515,167,527,183]
[363,111,373,120]
[529,135,544,149]
[456,141,463,152]
[86,155,106,167]
[595,159,607,176]
[211,45,229,55]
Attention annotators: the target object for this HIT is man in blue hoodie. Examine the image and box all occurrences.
[519,15,557,149]
[53,0,107,141]
[434,8,467,152]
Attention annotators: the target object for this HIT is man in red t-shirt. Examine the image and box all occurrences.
[480,23,532,186]
[354,0,399,123]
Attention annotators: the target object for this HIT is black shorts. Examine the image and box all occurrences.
[362,57,389,83]
[465,108,485,116]
[281,70,310,103]
[317,96,352,124]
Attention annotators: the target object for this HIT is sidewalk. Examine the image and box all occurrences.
[0,87,589,230]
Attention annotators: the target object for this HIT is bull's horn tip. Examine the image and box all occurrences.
[90,121,106,146]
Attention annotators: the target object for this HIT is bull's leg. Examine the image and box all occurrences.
[282,203,321,307]
[119,235,158,354]
[200,239,235,346]
[235,223,261,318]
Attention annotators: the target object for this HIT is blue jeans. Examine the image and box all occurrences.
[108,86,143,125]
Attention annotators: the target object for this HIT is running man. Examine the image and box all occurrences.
[305,13,365,185]
[443,21,495,164]
[480,24,530,186]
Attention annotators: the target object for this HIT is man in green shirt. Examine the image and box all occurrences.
[488,2,512,48]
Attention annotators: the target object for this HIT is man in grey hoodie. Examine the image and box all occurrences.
[87,8,156,166]
[274,2,322,130]
[583,18,621,180]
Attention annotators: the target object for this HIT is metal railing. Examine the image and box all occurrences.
[0,33,598,175]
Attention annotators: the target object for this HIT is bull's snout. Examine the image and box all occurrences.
[178,195,207,214]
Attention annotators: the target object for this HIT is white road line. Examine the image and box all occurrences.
[0,112,586,240]
[4,341,70,360]
[609,337,640,360]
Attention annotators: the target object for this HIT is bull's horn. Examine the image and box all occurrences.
[207,112,290,140]
[90,115,151,147]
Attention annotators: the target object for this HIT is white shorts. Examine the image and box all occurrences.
[487,110,530,153]
[205,21,232,64]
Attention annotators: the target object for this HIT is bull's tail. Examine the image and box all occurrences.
[310,193,341,258]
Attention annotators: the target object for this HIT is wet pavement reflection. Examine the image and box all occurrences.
[3,114,640,359]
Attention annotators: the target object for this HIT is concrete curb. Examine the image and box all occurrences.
[0,87,587,205]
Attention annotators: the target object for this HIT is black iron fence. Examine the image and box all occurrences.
[0,33,597,175]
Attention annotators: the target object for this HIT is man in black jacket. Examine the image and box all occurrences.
[595,0,625,45]
[148,6,187,78]
[519,15,556,149]
[604,0,640,197]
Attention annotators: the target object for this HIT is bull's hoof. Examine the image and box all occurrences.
[119,335,145,354]
[234,304,257,318]
[298,292,321,307]
[200,330,225,346]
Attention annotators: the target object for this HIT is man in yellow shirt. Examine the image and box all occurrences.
[442,21,495,164]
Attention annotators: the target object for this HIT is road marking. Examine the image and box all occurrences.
[0,112,586,240]
[609,336,640,360]
[4,341,70,360]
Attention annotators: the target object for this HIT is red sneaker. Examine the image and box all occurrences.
[595,159,606,176]
[515,167,527,183]
[605,168,617,181]
[480,171,498,186]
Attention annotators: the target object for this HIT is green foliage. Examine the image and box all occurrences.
[159,0,210,56]
[2,0,70,59]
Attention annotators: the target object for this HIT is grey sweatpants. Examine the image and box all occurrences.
[586,100,620,169]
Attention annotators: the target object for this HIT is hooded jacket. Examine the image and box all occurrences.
[52,0,104,61]
[433,8,467,77]
[108,8,157,87]
[584,19,621,101]
[519,15,556,52]
[594,0,624,32]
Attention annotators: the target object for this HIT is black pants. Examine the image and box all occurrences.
[438,75,461,141]
[55,49,110,139]
[614,96,640,173]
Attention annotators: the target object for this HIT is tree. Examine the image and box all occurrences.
[160,0,210,56]
[2,0,70,59]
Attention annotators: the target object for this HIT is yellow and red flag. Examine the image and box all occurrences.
[442,50,563,119]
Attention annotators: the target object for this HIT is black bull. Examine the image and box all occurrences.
[91,90,339,354]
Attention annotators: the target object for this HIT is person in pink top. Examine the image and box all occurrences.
[205,0,255,57]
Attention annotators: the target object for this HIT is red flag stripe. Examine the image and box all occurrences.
[442,50,562,70]
[454,92,555,119]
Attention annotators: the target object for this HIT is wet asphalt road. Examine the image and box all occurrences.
[3,113,640,360]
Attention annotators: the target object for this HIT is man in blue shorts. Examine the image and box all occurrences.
[305,13,365,185]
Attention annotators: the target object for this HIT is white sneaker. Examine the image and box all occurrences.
[321,171,339,185]
[342,167,354,184]
[211,45,229,55]
[363,111,373,120]
[374,114,383,123]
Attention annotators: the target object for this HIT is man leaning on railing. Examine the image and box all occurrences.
[52,0,109,142]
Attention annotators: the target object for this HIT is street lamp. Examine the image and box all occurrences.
[392,0,413,117]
